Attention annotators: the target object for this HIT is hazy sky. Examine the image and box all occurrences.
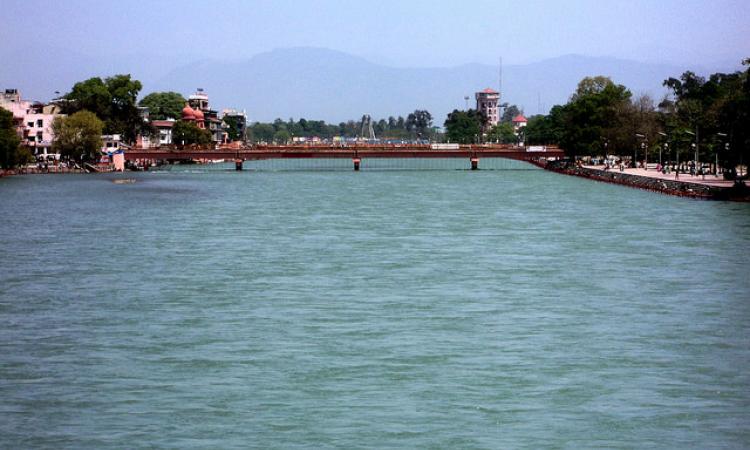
[2,0,749,67]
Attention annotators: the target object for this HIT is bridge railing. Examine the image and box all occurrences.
[127,143,557,153]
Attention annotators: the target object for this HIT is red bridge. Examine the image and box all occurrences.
[124,144,563,170]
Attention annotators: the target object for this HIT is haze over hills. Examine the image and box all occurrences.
[2,47,744,123]
[151,48,742,122]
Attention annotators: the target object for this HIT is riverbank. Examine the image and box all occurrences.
[545,161,750,201]
[1,164,118,177]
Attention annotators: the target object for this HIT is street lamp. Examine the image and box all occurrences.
[685,129,699,175]
[716,133,728,177]
[658,131,668,167]
[635,133,646,169]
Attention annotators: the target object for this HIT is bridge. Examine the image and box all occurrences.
[123,144,564,170]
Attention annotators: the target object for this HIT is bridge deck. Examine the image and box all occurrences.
[124,144,563,161]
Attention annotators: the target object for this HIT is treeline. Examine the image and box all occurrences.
[524,59,749,174]
[442,104,525,144]
[247,110,435,143]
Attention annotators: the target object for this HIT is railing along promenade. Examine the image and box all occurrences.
[124,143,563,170]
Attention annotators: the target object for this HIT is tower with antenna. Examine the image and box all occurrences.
[498,56,503,96]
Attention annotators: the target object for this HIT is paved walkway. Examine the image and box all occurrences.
[583,165,741,188]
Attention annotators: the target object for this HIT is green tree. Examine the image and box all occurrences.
[501,104,521,124]
[406,110,433,137]
[63,74,144,143]
[249,123,275,143]
[172,121,212,146]
[663,63,750,173]
[273,129,291,144]
[444,109,482,144]
[0,107,22,169]
[486,122,517,143]
[63,77,111,119]
[51,110,104,162]
[525,108,565,145]
[222,115,241,141]
[559,78,632,157]
[571,76,615,101]
[138,91,186,120]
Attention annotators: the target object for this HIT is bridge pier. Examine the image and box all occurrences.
[353,157,361,171]
[235,158,243,171]
[470,156,478,170]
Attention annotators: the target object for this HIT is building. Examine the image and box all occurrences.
[475,88,500,132]
[1,89,31,138]
[186,89,227,144]
[1,89,65,159]
[151,119,175,145]
[220,108,247,142]
[512,114,527,132]
[101,134,123,153]
[23,111,59,158]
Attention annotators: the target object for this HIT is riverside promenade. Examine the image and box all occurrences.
[584,165,742,188]
[549,162,750,200]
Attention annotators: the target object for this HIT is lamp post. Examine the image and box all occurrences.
[716,133,728,177]
[635,133,645,169]
[687,127,699,175]
[604,139,609,167]
[695,128,700,175]
[658,131,668,167]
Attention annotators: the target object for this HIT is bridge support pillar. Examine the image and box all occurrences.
[235,158,243,171]
[471,156,478,170]
[353,157,361,171]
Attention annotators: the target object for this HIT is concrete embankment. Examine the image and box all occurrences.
[543,161,750,201]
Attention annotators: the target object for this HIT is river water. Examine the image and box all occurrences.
[1,161,749,449]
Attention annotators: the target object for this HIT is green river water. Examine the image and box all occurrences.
[1,160,749,448]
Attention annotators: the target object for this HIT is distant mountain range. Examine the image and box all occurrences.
[2,46,743,123]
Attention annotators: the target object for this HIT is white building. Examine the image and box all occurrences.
[151,119,175,145]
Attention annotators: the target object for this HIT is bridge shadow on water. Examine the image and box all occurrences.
[159,158,541,172]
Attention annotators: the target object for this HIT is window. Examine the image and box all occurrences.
[37,119,43,127]
[28,121,34,128]
[37,132,43,140]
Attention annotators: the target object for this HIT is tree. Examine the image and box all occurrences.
[63,77,111,119]
[406,109,433,138]
[0,107,22,169]
[63,74,144,143]
[501,104,521,123]
[558,78,632,157]
[273,129,290,144]
[663,64,750,173]
[171,121,212,146]
[571,76,615,101]
[486,123,517,143]
[249,123,275,143]
[138,91,186,120]
[444,109,482,144]
[525,108,565,145]
[51,111,104,162]
[222,115,242,141]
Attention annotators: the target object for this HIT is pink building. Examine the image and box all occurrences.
[1,89,65,159]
